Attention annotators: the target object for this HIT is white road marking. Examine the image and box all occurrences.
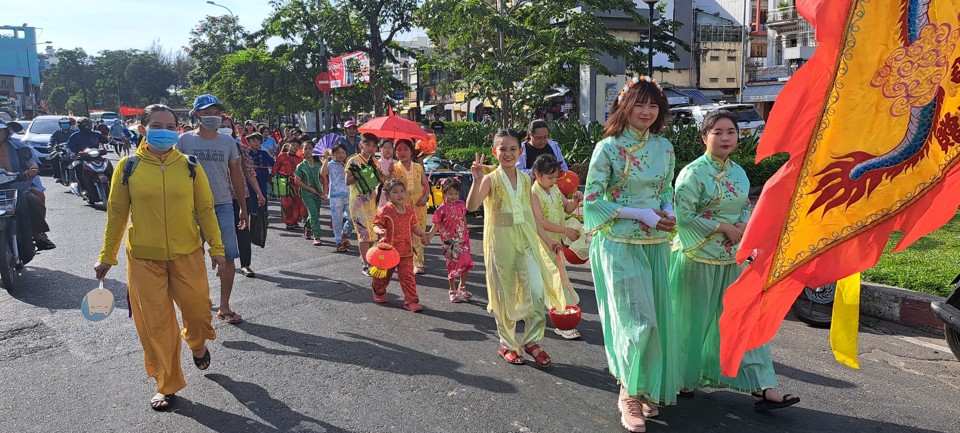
[899,336,952,353]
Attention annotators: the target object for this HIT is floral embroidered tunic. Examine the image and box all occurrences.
[432,200,475,278]
[672,153,751,264]
[583,128,676,242]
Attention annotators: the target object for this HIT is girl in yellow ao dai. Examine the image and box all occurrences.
[393,139,430,273]
[466,130,566,367]
[529,154,584,340]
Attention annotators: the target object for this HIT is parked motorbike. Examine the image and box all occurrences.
[791,282,836,328]
[931,274,960,361]
[0,169,35,291]
[68,147,113,206]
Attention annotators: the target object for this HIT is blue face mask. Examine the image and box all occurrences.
[146,129,179,151]
[60,124,70,130]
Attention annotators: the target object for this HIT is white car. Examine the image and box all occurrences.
[18,115,65,171]
[670,103,766,138]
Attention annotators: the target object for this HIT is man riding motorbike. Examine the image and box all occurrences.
[49,117,74,184]
[66,118,109,200]
[0,120,55,251]
[108,119,132,156]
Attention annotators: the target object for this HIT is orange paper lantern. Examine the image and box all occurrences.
[556,170,580,197]
[416,133,438,156]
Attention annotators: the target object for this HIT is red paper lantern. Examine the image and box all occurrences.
[556,170,580,197]
[366,243,401,278]
[549,305,582,331]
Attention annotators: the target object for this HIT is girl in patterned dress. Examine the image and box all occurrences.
[377,139,396,208]
[426,177,475,303]
[529,154,584,340]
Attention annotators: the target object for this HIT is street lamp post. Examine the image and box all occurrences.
[206,1,234,18]
[642,0,659,77]
[24,40,52,117]
[206,1,239,50]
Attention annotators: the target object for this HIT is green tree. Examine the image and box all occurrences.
[418,0,686,127]
[65,91,88,116]
[46,87,69,114]
[208,48,289,120]
[186,15,249,89]
[43,48,94,115]
[125,54,176,104]
[261,0,416,117]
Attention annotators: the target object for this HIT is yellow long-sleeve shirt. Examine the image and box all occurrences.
[98,146,224,265]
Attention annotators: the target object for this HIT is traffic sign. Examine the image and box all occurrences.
[315,72,332,93]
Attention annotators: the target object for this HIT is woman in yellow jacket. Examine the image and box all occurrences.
[94,104,226,411]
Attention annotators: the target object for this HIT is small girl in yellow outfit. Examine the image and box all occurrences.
[393,139,429,273]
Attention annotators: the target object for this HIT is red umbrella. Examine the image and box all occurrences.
[358,114,429,142]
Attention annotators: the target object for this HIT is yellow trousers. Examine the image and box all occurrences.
[412,204,427,268]
[127,247,216,395]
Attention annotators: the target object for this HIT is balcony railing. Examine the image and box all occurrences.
[767,7,798,25]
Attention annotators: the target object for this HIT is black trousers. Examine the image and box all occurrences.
[232,199,252,268]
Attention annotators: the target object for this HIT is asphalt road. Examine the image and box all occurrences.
[1,168,959,433]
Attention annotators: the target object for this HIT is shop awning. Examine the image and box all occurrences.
[673,88,715,105]
[663,89,691,106]
[741,83,785,102]
[699,89,726,101]
[444,103,457,111]
[421,104,437,111]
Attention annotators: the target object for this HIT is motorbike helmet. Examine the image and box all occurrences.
[58,116,70,128]
[77,117,93,131]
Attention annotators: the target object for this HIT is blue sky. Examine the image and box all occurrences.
[11,0,424,56]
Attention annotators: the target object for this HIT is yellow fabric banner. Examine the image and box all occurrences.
[831,273,862,370]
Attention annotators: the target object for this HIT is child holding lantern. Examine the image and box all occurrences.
[529,154,584,340]
[371,179,430,312]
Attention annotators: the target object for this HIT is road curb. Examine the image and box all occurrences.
[861,282,944,330]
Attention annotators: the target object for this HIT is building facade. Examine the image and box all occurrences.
[741,0,815,118]
[0,25,44,118]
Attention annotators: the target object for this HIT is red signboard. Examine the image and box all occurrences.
[326,51,370,89]
[315,71,332,93]
[119,106,144,117]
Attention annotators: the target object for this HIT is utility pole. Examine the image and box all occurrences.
[738,0,749,102]
[77,59,91,117]
[320,38,331,132]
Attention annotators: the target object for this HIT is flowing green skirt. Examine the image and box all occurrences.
[590,233,679,405]
[669,250,778,392]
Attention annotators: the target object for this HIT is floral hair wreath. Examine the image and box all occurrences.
[617,75,664,103]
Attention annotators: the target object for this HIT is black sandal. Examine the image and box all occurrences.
[150,393,177,411]
[193,347,211,371]
[752,389,799,411]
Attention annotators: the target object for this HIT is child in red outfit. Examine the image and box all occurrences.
[372,179,430,312]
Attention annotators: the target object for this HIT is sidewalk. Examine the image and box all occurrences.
[861,281,945,330]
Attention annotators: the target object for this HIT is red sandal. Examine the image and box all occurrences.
[523,343,552,368]
[498,346,525,365]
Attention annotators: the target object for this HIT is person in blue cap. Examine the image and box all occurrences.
[176,94,249,324]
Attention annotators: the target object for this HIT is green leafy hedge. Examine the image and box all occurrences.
[441,145,494,165]
[435,120,788,189]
